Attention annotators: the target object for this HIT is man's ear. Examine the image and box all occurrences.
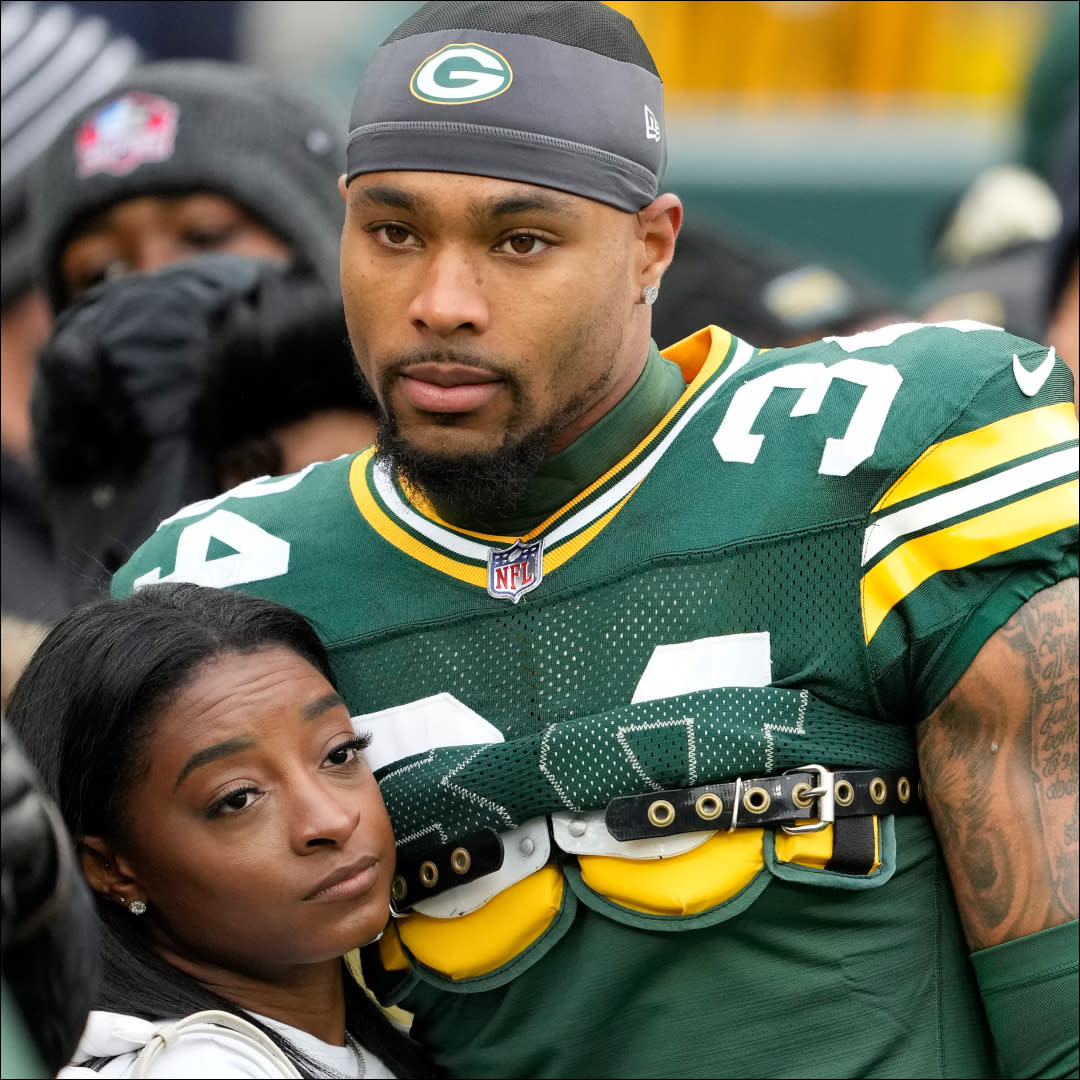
[79,836,145,908]
[636,193,683,288]
[338,174,348,202]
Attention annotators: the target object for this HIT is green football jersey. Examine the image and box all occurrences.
[114,321,1078,1078]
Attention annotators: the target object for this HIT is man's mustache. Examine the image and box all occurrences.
[381,347,511,379]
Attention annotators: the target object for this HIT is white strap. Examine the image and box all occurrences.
[130,1010,303,1078]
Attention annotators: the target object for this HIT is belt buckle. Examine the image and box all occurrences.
[781,763,835,834]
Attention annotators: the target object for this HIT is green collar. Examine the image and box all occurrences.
[445,341,687,535]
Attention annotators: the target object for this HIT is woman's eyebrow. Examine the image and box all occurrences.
[174,737,255,790]
[301,692,347,721]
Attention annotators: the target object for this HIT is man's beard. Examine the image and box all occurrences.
[368,340,614,526]
[375,410,555,525]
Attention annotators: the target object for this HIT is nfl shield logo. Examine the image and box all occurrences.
[487,538,544,603]
[75,93,179,178]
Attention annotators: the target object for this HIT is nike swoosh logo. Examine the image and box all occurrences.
[1013,347,1056,396]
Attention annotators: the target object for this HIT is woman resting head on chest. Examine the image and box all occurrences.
[5,582,433,1078]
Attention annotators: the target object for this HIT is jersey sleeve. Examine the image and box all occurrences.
[109,462,338,603]
[862,333,1078,719]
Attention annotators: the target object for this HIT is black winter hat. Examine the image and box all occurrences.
[30,60,346,312]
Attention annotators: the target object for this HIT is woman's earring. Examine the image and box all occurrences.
[128,900,147,916]
[640,284,659,306]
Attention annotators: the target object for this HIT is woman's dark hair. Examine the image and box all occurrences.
[6,582,433,1078]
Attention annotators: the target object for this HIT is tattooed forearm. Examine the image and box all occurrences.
[917,578,1079,951]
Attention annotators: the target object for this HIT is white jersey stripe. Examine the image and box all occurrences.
[862,445,1078,566]
[373,458,494,561]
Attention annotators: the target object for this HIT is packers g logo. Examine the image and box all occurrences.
[410,43,513,104]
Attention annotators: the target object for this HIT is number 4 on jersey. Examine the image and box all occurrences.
[133,509,290,590]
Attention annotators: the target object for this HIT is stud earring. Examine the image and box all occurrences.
[128,900,147,916]
[640,284,659,306]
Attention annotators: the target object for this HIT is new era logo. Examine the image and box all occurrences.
[644,104,661,142]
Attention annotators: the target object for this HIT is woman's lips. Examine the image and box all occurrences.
[304,857,379,903]
[398,364,502,413]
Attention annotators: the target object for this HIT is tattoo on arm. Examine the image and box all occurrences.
[917,578,1079,951]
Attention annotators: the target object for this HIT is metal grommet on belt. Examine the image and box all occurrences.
[897,776,911,803]
[743,786,770,814]
[391,875,408,902]
[834,779,855,806]
[869,777,888,805]
[419,860,439,887]
[648,799,675,828]
[791,782,814,809]
[450,847,471,874]
[695,792,723,820]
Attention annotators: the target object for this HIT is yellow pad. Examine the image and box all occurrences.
[773,820,881,873]
[577,828,765,915]
[397,865,564,980]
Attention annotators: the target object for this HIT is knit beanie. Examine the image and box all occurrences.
[347,0,665,212]
[30,59,346,312]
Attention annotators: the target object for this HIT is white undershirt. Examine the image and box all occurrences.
[60,1009,397,1078]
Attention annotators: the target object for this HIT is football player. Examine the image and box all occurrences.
[114,3,1078,1077]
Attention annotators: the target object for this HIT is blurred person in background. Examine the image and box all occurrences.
[912,96,1078,414]
[114,3,1078,1077]
[1,0,138,638]
[654,217,909,350]
[9,58,380,629]
[30,58,345,312]
[910,0,1078,352]
[1043,96,1079,412]
[910,163,1063,342]
[66,0,243,64]
[31,255,378,611]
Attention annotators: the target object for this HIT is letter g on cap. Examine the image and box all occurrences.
[411,44,513,104]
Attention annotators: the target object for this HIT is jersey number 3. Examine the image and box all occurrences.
[713,357,902,476]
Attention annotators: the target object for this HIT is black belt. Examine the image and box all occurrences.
[391,766,923,911]
[606,765,921,841]
[606,765,922,877]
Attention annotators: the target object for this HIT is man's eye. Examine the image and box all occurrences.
[497,234,550,256]
[373,224,418,247]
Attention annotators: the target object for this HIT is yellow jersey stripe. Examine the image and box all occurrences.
[862,479,1079,642]
[542,488,637,572]
[863,445,1078,566]
[350,454,488,586]
[874,402,1078,512]
[351,453,638,585]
